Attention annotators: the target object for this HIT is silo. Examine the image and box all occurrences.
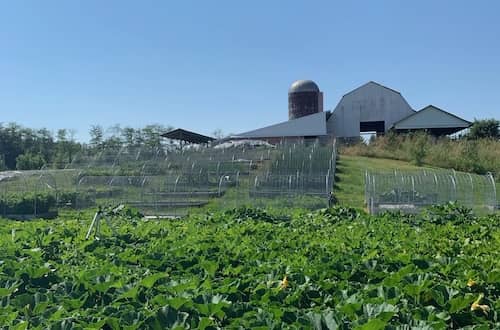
[288,80,323,120]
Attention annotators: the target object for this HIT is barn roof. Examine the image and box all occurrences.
[231,112,328,139]
[342,81,403,98]
[391,105,471,135]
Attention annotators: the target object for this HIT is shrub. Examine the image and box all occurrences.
[341,133,500,175]
[407,133,428,166]
[0,192,56,215]
[469,119,499,140]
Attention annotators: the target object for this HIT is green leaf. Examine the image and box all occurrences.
[449,295,475,313]
[198,317,213,330]
[0,288,12,298]
[140,273,166,289]
[167,297,189,310]
[117,286,139,300]
[355,318,387,330]
[11,322,28,330]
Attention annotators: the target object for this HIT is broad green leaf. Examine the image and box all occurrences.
[355,318,387,330]
[140,273,166,288]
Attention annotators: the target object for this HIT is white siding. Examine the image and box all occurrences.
[327,82,415,138]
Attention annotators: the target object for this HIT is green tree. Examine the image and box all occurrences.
[121,127,136,147]
[89,125,104,150]
[16,153,45,170]
[141,124,165,152]
[469,119,499,139]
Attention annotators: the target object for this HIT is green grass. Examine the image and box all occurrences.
[335,154,499,212]
[334,155,431,209]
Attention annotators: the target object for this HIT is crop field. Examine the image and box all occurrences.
[0,205,499,329]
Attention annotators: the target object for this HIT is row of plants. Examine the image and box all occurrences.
[0,189,117,215]
[0,192,57,215]
[0,204,498,328]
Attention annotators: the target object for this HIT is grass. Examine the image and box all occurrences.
[334,155,431,209]
[335,154,499,212]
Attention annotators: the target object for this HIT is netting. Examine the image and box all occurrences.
[66,145,269,216]
[246,141,337,209]
[0,169,77,218]
[0,139,337,217]
[365,169,497,214]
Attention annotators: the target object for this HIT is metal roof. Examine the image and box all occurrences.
[342,81,403,98]
[232,112,327,139]
[161,128,215,144]
[391,105,471,135]
[288,80,320,93]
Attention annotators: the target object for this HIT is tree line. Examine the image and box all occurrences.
[0,123,173,170]
[0,119,497,171]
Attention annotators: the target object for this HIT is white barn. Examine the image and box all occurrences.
[232,80,471,141]
[327,81,415,138]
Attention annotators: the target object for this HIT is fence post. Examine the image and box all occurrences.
[487,172,497,209]
[450,175,457,202]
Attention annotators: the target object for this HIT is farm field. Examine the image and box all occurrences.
[334,155,427,209]
[0,205,499,329]
[335,155,499,212]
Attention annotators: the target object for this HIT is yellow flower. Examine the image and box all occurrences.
[467,279,477,287]
[470,294,490,315]
[279,276,289,290]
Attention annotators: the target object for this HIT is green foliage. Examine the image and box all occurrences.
[15,153,46,170]
[469,119,499,140]
[0,205,498,328]
[0,122,174,171]
[407,133,428,166]
[0,192,56,214]
[0,123,81,170]
[341,133,500,175]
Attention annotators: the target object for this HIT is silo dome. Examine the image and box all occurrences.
[288,79,323,120]
[288,80,320,93]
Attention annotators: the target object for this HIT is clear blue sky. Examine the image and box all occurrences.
[1,1,499,141]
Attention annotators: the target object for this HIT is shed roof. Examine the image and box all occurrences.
[232,112,327,139]
[391,105,471,135]
[161,128,215,144]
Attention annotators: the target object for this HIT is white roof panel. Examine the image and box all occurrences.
[233,112,327,138]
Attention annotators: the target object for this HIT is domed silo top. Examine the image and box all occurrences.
[289,80,320,94]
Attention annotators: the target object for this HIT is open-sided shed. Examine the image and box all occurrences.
[161,128,215,145]
[391,105,471,136]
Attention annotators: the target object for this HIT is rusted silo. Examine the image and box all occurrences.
[288,80,323,120]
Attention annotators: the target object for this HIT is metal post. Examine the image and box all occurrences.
[86,210,101,240]
[450,175,457,202]
[487,172,497,209]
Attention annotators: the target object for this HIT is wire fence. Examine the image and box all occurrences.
[0,139,337,218]
[365,169,497,214]
[244,140,337,209]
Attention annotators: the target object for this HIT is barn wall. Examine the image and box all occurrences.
[327,82,415,138]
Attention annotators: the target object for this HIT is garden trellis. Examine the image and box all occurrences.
[365,169,497,214]
[0,169,77,218]
[69,145,267,216]
[0,139,337,217]
[248,140,337,209]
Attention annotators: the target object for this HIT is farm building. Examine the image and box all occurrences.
[232,80,471,141]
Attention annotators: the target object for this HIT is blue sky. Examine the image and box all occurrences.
[1,1,499,141]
